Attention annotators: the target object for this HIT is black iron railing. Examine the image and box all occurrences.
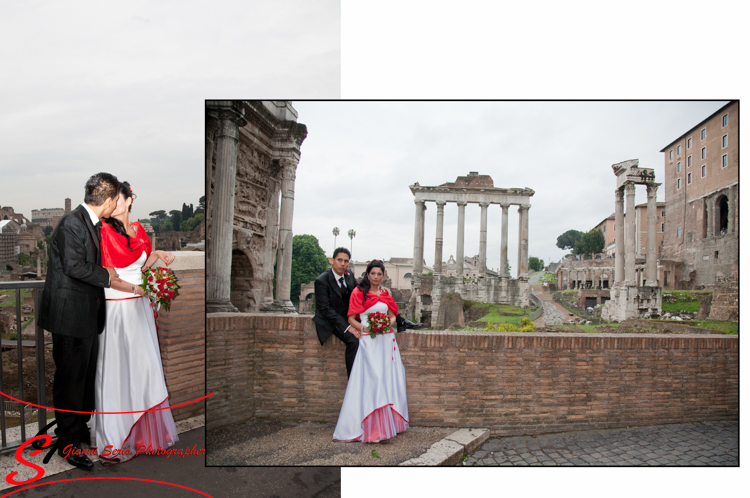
[0,280,47,453]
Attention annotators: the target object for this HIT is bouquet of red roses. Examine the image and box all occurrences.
[367,311,391,339]
[140,267,179,313]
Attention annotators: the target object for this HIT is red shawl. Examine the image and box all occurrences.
[348,287,398,316]
[101,221,152,268]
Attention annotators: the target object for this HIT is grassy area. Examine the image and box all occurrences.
[540,272,557,285]
[661,290,711,313]
[477,304,531,326]
[0,289,33,310]
[692,320,738,335]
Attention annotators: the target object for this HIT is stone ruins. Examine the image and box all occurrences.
[601,160,663,321]
[206,101,307,313]
[407,172,533,325]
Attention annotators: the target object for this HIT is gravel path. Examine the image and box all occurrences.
[463,420,738,466]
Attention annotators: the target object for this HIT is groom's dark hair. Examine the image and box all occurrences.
[84,172,120,206]
[332,247,351,260]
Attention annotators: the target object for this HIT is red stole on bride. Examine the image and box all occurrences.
[101,221,152,268]
[348,287,398,316]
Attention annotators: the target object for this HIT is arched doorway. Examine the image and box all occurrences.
[230,249,254,312]
[716,195,728,235]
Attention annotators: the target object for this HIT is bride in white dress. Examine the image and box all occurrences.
[92,181,179,464]
[332,260,409,443]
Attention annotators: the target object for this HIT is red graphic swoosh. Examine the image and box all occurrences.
[1,477,213,497]
[0,391,214,415]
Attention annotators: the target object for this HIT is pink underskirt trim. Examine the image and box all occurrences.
[106,296,145,301]
[333,403,409,443]
[99,396,176,464]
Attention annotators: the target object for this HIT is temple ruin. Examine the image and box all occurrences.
[601,160,663,321]
[407,172,533,325]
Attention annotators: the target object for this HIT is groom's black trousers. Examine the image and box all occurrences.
[52,332,98,447]
[330,328,359,378]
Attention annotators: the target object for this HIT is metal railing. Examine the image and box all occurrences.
[0,280,47,453]
[527,293,545,321]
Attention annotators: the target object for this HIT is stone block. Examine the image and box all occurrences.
[434,292,464,329]
[399,438,464,466]
[445,428,490,455]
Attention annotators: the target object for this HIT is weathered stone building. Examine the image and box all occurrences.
[408,172,533,324]
[206,101,307,313]
[0,220,20,264]
[659,101,738,288]
[32,201,70,228]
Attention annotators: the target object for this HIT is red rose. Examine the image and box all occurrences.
[148,276,154,282]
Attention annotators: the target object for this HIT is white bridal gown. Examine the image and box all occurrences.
[332,301,409,442]
[92,251,178,463]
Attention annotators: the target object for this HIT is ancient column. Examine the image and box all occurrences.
[455,201,466,278]
[500,203,509,277]
[624,182,636,285]
[434,201,446,274]
[273,158,298,309]
[413,200,426,276]
[206,104,245,313]
[479,202,489,276]
[727,187,736,233]
[706,196,715,237]
[517,206,529,277]
[645,183,659,286]
[614,187,625,284]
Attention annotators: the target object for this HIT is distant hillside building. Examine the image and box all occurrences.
[659,101,738,288]
[32,207,65,227]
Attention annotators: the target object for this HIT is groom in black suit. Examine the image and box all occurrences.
[38,172,122,469]
[313,248,422,378]
[313,248,362,378]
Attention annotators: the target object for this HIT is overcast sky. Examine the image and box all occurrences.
[0,0,340,220]
[293,100,728,270]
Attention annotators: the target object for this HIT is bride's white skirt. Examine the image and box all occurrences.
[332,331,409,442]
[92,296,178,463]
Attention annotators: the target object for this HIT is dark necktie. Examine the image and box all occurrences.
[94,221,102,239]
[339,277,346,289]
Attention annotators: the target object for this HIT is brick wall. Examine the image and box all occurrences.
[153,254,205,422]
[207,314,738,435]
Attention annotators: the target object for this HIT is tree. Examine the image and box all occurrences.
[347,229,356,253]
[43,226,53,237]
[198,196,206,210]
[505,259,511,277]
[556,229,584,250]
[149,210,168,234]
[528,256,544,272]
[574,230,605,259]
[18,253,32,266]
[162,219,173,232]
[180,220,191,232]
[290,234,329,304]
[169,210,182,231]
[332,227,340,248]
[189,213,204,230]
[182,203,194,221]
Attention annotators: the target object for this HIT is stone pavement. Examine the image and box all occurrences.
[529,272,570,327]
[462,420,738,466]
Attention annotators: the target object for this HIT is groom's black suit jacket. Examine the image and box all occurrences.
[38,205,111,338]
[313,268,359,345]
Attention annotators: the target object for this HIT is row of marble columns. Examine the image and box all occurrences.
[614,182,659,287]
[413,200,530,279]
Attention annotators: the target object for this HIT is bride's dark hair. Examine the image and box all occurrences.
[103,181,136,251]
[357,260,386,305]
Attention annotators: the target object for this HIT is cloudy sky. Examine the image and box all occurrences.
[293,100,728,271]
[0,0,340,220]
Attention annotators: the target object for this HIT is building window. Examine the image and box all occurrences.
[687,137,692,148]
[677,178,681,189]
[677,161,681,172]
[677,144,681,154]
[722,134,728,148]
[669,150,673,160]
[687,155,692,167]
[661,222,665,232]
[722,114,728,127]
[702,165,707,177]
[677,226,682,238]
[701,128,706,140]
[661,210,665,217]
[722,154,728,167]
[688,172,692,184]
[701,147,706,159]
